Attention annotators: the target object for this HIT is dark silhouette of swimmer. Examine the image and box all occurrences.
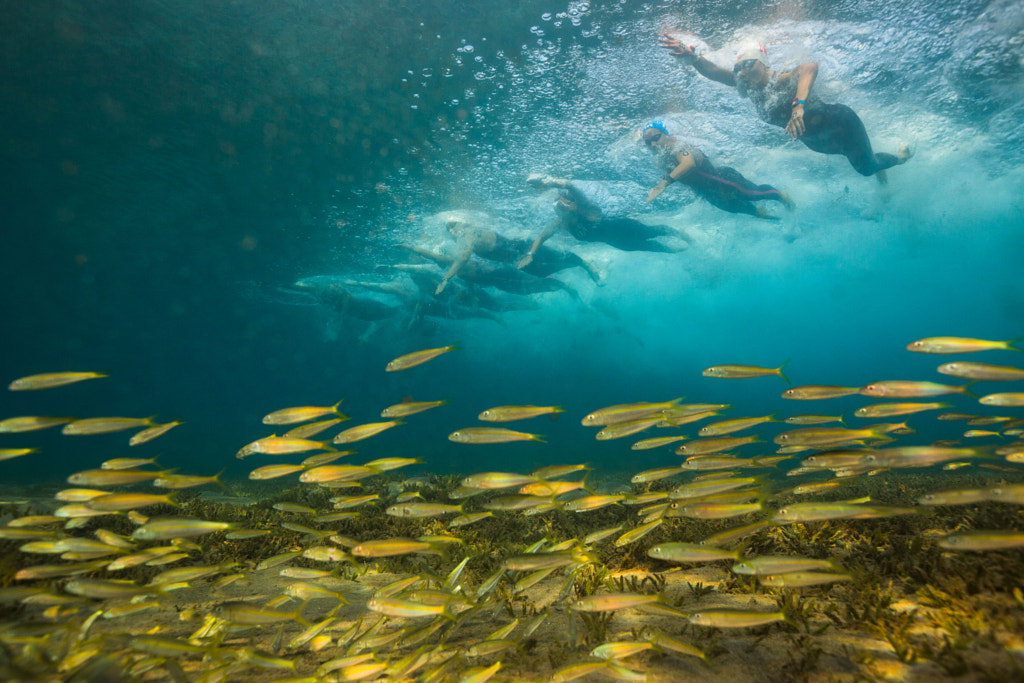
[437,217,601,294]
[400,245,580,300]
[522,175,690,262]
[291,277,399,321]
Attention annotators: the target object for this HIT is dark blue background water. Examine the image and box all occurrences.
[2,0,1022,486]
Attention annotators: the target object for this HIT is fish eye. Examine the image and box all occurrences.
[778,508,788,515]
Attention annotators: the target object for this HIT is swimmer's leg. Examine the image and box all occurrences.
[527,173,570,189]
[806,105,909,178]
[568,252,604,283]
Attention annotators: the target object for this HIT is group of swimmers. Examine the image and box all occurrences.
[295,34,913,336]
[648,36,911,219]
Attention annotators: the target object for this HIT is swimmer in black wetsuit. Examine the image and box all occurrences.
[522,175,689,263]
[658,36,912,180]
[436,216,601,294]
[641,120,793,219]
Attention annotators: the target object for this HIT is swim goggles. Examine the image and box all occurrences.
[733,59,759,75]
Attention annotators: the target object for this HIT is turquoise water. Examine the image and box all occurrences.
[0,0,1021,483]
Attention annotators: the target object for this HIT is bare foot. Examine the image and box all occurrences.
[897,145,913,164]
[779,191,796,211]
[756,205,780,220]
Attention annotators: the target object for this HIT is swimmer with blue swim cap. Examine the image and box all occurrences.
[642,118,793,219]
[657,32,911,180]
[642,120,670,137]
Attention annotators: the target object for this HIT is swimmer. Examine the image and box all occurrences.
[523,175,689,261]
[437,217,601,294]
[658,36,912,180]
[642,120,793,219]
[400,245,581,300]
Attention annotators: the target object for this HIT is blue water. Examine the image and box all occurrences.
[1,0,1022,485]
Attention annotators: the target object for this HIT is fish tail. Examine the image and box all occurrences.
[960,381,978,399]
[777,359,792,385]
[331,399,345,414]
[838,412,846,426]
[1004,337,1023,352]
[293,599,312,628]
[531,434,547,443]
[213,468,227,490]
[582,470,595,495]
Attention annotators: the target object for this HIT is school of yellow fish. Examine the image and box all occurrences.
[0,337,1023,681]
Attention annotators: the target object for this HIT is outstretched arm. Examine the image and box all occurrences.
[647,152,696,203]
[436,247,472,295]
[517,220,560,269]
[659,34,736,86]
[784,62,818,139]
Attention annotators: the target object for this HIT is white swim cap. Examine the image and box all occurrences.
[735,42,768,65]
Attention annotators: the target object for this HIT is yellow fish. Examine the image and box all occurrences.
[385,344,460,372]
[703,361,789,384]
[8,372,106,391]
[698,414,779,437]
[859,380,973,398]
[381,400,449,418]
[781,385,859,400]
[938,362,1024,381]
[980,392,1024,407]
[0,416,72,433]
[581,399,683,426]
[478,405,565,422]
[854,402,950,418]
[62,417,154,435]
[907,336,1021,354]
[284,418,345,439]
[262,400,346,425]
[448,427,544,444]
[0,448,37,462]
[129,421,183,446]
[236,436,333,459]
[332,420,403,444]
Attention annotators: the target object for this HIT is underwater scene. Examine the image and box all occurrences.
[2,0,1024,681]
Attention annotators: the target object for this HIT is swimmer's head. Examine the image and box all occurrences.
[734,42,768,67]
[733,42,769,92]
[445,217,468,236]
[642,120,671,147]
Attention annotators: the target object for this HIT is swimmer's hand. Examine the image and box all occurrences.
[786,104,805,139]
[647,180,669,204]
[659,34,697,63]
[435,279,448,295]
[516,253,534,269]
